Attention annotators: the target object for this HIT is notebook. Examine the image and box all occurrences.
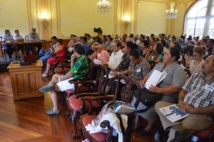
[145,70,167,89]
[159,104,189,122]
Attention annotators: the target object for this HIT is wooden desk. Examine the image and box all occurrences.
[7,60,43,100]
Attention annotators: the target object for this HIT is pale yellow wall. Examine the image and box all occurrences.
[135,0,167,36]
[0,0,197,39]
[0,0,29,37]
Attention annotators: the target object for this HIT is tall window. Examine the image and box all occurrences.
[184,0,214,38]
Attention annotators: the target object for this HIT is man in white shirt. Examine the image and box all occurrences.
[104,40,124,70]
[14,30,24,58]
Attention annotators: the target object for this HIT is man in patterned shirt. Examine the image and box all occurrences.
[155,55,214,142]
[39,44,89,115]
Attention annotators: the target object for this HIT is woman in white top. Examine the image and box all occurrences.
[189,46,205,74]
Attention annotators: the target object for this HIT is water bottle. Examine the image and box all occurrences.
[191,135,199,142]
[154,131,160,142]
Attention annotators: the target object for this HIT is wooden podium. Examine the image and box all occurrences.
[7,60,43,100]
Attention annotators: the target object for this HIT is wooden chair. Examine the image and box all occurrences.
[57,58,99,106]
[63,59,99,109]
[67,65,109,139]
[80,74,142,142]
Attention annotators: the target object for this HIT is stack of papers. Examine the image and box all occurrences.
[159,104,189,122]
[145,70,167,89]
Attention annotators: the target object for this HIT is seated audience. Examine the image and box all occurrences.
[39,44,89,115]
[190,46,205,74]
[42,39,65,77]
[105,43,146,94]
[81,36,90,56]
[155,55,214,142]
[14,30,24,58]
[103,40,124,70]
[2,29,15,59]
[135,48,186,136]
[37,36,58,64]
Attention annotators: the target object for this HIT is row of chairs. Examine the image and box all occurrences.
[55,59,214,142]
[56,59,142,142]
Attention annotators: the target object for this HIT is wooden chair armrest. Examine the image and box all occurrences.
[74,92,104,98]
[80,95,115,101]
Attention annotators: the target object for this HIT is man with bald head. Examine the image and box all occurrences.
[155,55,214,142]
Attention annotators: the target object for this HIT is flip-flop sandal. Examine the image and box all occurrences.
[46,109,60,115]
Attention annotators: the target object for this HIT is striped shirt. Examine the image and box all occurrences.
[183,73,214,108]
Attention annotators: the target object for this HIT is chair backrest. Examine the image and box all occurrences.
[115,74,141,108]
[94,65,108,93]
[86,58,99,80]
[113,74,141,142]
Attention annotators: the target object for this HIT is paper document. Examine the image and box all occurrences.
[159,104,189,122]
[145,70,167,89]
[93,59,102,65]
[114,105,135,114]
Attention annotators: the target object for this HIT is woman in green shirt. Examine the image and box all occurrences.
[39,44,89,115]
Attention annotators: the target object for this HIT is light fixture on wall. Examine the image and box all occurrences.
[123,14,130,26]
[40,11,49,28]
[166,2,178,19]
[97,0,111,14]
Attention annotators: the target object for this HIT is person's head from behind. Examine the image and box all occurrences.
[163,47,180,64]
[82,36,87,44]
[154,43,163,54]
[202,55,214,76]
[193,46,205,61]
[31,28,36,33]
[112,40,121,52]
[142,40,149,49]
[74,43,85,56]
[184,45,194,56]
[139,34,145,41]
[51,36,58,44]
[129,49,141,65]
[56,39,63,46]
[160,40,166,48]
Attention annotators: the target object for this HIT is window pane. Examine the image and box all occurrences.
[195,18,205,37]
[208,18,214,38]
[187,0,208,18]
[197,8,207,17]
[185,19,196,36]
[211,6,214,15]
